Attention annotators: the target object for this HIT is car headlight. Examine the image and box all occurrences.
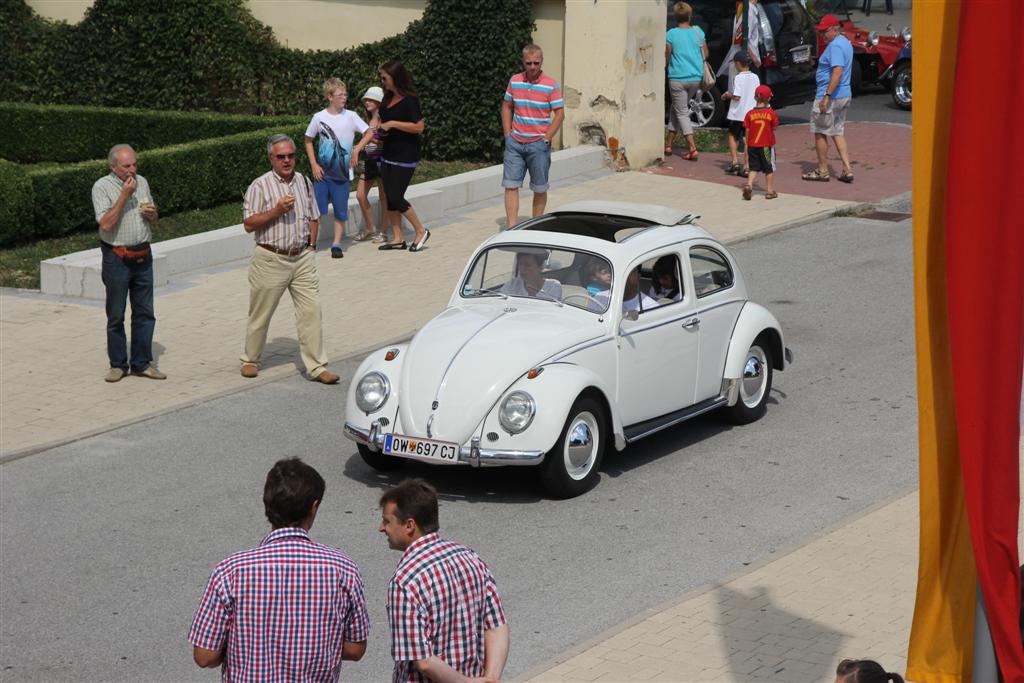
[868,31,879,46]
[901,27,911,42]
[498,391,535,434]
[356,372,390,413]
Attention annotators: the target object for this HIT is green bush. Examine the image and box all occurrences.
[24,126,308,243]
[0,160,34,245]
[2,0,536,161]
[0,103,304,164]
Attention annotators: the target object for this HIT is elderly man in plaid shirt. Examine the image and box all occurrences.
[379,479,510,683]
[189,458,370,681]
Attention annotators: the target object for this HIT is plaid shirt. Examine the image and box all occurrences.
[188,527,370,683]
[387,533,506,682]
[243,170,321,251]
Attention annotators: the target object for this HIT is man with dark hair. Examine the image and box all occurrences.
[189,458,369,681]
[379,479,509,682]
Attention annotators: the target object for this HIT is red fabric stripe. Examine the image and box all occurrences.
[944,1,1024,678]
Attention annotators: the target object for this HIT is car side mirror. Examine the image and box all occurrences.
[623,309,639,322]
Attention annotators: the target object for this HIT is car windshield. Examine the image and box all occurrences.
[461,245,613,313]
[805,0,850,21]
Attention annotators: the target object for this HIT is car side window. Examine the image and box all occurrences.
[690,246,734,297]
[641,254,684,308]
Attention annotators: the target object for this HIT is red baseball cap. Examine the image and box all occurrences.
[816,13,840,30]
[755,85,773,100]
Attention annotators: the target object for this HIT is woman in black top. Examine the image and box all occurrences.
[377,60,430,252]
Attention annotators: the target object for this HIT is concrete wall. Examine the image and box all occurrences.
[561,0,666,169]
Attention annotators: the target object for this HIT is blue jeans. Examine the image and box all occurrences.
[502,136,552,193]
[101,242,156,372]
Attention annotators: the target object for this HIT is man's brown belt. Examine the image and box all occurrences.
[258,243,307,256]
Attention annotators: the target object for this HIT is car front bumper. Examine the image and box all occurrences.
[343,420,545,467]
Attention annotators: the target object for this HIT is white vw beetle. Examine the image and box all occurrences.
[344,201,792,497]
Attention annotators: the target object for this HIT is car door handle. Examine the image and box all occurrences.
[682,317,700,329]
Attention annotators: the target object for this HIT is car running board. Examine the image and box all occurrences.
[623,396,727,443]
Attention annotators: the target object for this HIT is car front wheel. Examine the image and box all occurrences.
[891,62,912,110]
[358,443,405,470]
[726,343,773,425]
[540,396,606,498]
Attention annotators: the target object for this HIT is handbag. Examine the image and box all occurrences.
[701,61,716,91]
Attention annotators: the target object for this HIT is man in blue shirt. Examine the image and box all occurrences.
[802,14,855,183]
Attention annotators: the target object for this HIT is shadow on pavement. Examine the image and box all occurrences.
[716,583,847,681]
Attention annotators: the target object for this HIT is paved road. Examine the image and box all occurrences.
[775,89,910,126]
[0,214,917,682]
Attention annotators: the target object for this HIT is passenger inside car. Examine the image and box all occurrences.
[585,258,613,296]
[500,252,563,301]
[648,255,683,302]
[623,267,657,313]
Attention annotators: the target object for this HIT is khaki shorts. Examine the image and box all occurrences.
[810,97,851,136]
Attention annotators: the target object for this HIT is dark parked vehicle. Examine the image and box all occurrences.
[670,0,820,128]
[884,39,911,109]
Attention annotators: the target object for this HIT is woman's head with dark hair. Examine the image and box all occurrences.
[836,659,904,683]
[263,458,326,529]
[379,60,417,101]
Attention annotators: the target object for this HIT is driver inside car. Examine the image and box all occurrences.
[500,252,563,300]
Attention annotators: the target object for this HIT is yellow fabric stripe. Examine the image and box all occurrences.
[906,1,978,681]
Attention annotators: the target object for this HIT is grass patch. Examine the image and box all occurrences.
[666,127,729,154]
[832,204,873,218]
[0,159,491,290]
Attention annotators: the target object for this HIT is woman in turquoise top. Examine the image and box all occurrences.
[665,2,709,161]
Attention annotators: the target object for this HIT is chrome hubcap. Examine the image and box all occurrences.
[895,71,912,105]
[689,91,715,127]
[564,411,599,480]
[740,346,768,408]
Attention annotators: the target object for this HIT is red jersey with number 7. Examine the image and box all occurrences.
[743,105,780,147]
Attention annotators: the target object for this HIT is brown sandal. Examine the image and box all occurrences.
[802,169,830,182]
[765,191,778,200]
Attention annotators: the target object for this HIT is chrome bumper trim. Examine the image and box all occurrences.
[343,421,545,466]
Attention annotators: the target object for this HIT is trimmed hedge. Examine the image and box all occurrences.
[0,103,304,164]
[2,0,535,161]
[24,126,308,243]
[0,160,34,245]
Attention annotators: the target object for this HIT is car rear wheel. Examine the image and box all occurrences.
[726,343,773,425]
[689,86,726,129]
[851,59,864,95]
[540,396,606,498]
[358,443,405,470]
[891,62,912,110]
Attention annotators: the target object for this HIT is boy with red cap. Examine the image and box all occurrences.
[742,85,781,200]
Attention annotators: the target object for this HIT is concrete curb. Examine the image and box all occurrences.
[39,146,608,299]
[511,484,919,682]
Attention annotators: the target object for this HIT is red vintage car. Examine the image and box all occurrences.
[811,1,909,94]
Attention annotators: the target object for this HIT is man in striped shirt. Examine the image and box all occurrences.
[239,134,338,384]
[380,479,510,682]
[189,458,370,682]
[501,43,564,229]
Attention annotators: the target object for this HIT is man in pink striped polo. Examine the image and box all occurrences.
[501,44,564,229]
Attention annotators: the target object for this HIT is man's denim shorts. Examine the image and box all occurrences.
[502,136,552,193]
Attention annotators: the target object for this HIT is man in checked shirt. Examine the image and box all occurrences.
[189,458,370,681]
[239,133,339,384]
[379,479,510,683]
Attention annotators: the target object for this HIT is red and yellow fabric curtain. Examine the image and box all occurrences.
[908,2,1024,681]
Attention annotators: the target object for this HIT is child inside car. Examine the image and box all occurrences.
[648,255,682,301]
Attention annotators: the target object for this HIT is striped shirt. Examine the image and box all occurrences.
[243,170,321,250]
[188,527,370,683]
[387,533,506,683]
[504,72,564,143]
[92,172,153,246]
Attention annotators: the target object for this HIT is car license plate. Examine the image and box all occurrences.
[790,46,811,64]
[384,434,460,464]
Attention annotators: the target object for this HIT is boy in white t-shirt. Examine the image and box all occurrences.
[304,78,370,259]
[721,52,760,177]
